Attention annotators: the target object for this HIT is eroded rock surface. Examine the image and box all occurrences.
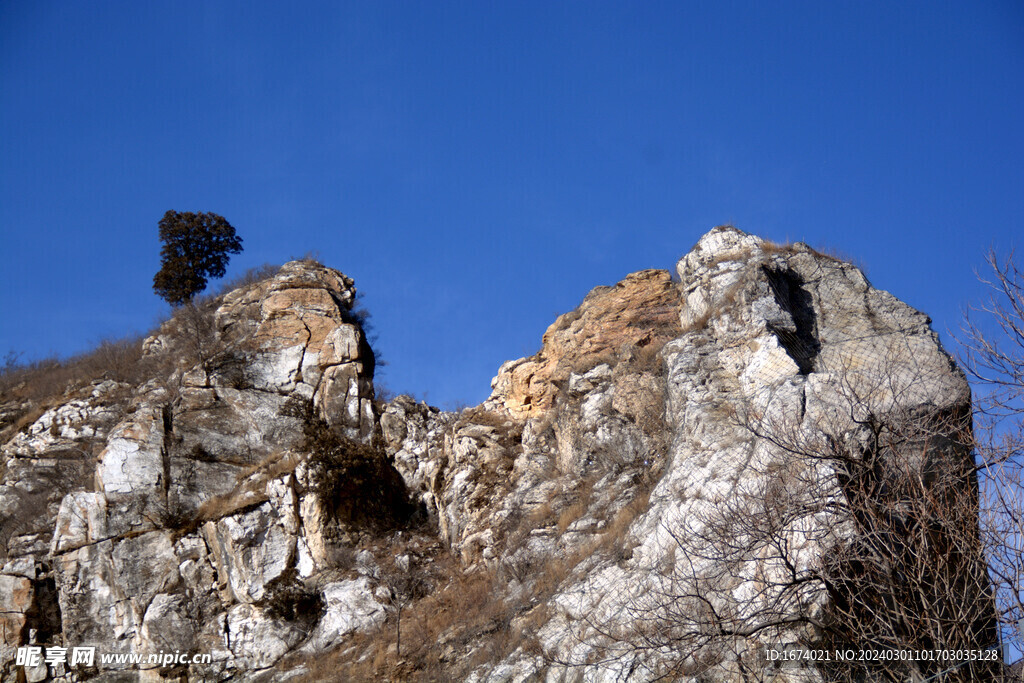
[0,232,993,682]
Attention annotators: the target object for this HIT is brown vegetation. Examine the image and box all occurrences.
[960,248,1024,666]
[0,263,283,434]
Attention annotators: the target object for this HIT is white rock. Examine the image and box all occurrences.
[303,578,386,652]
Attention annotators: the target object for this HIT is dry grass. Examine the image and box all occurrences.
[164,450,305,540]
[4,402,52,438]
[234,449,303,483]
[289,251,323,266]
[557,499,588,534]
[213,263,281,295]
[0,262,282,415]
[194,489,270,525]
[279,455,659,680]
[602,491,650,549]
[531,548,589,600]
[457,407,514,430]
[0,336,147,404]
[288,554,527,682]
[570,350,618,376]
[758,239,797,256]
[0,338,152,444]
[681,279,746,334]
[761,238,865,270]
[704,246,755,269]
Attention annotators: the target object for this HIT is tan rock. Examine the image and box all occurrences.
[0,574,32,646]
[213,260,375,433]
[490,269,680,417]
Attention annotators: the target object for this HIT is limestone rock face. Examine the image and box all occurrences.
[203,490,297,604]
[0,573,33,671]
[1,260,387,682]
[470,226,984,681]
[0,232,992,682]
[214,260,375,439]
[380,395,457,523]
[301,577,386,652]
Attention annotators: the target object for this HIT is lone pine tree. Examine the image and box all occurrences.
[152,210,243,306]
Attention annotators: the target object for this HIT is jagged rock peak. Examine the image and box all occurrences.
[145,258,376,436]
[489,268,681,418]
[0,229,994,682]
[217,259,358,325]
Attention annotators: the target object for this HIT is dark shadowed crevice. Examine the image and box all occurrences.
[25,572,62,644]
[763,266,820,374]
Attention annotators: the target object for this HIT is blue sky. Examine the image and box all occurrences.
[1,1,1022,408]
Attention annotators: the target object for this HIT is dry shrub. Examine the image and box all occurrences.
[0,336,147,405]
[548,308,584,335]
[212,263,280,296]
[570,350,618,376]
[527,498,555,529]
[625,342,664,376]
[458,407,525,452]
[290,251,323,266]
[303,424,413,534]
[258,568,325,625]
[557,499,588,534]
[288,555,520,682]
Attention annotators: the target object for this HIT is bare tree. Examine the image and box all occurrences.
[579,371,994,680]
[379,555,429,658]
[551,296,1005,680]
[960,248,1024,665]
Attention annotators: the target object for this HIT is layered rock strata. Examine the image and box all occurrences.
[0,230,993,682]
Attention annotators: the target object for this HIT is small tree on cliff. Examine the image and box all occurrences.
[152,210,243,306]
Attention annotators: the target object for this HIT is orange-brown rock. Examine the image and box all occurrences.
[0,574,32,648]
[490,269,680,417]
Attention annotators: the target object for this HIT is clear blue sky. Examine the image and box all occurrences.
[2,1,1022,408]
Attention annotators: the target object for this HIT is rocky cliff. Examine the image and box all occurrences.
[0,227,995,682]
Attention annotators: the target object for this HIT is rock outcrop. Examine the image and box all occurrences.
[0,230,995,682]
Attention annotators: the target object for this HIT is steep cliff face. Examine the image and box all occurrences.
[0,229,993,682]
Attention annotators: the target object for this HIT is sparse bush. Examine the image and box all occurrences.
[212,262,280,297]
[379,559,431,657]
[0,337,152,445]
[557,499,588,534]
[259,569,325,625]
[287,397,415,533]
[570,350,618,376]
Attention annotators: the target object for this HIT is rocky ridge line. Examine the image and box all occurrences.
[0,228,993,682]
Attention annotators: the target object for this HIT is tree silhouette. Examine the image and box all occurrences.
[152,210,243,306]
